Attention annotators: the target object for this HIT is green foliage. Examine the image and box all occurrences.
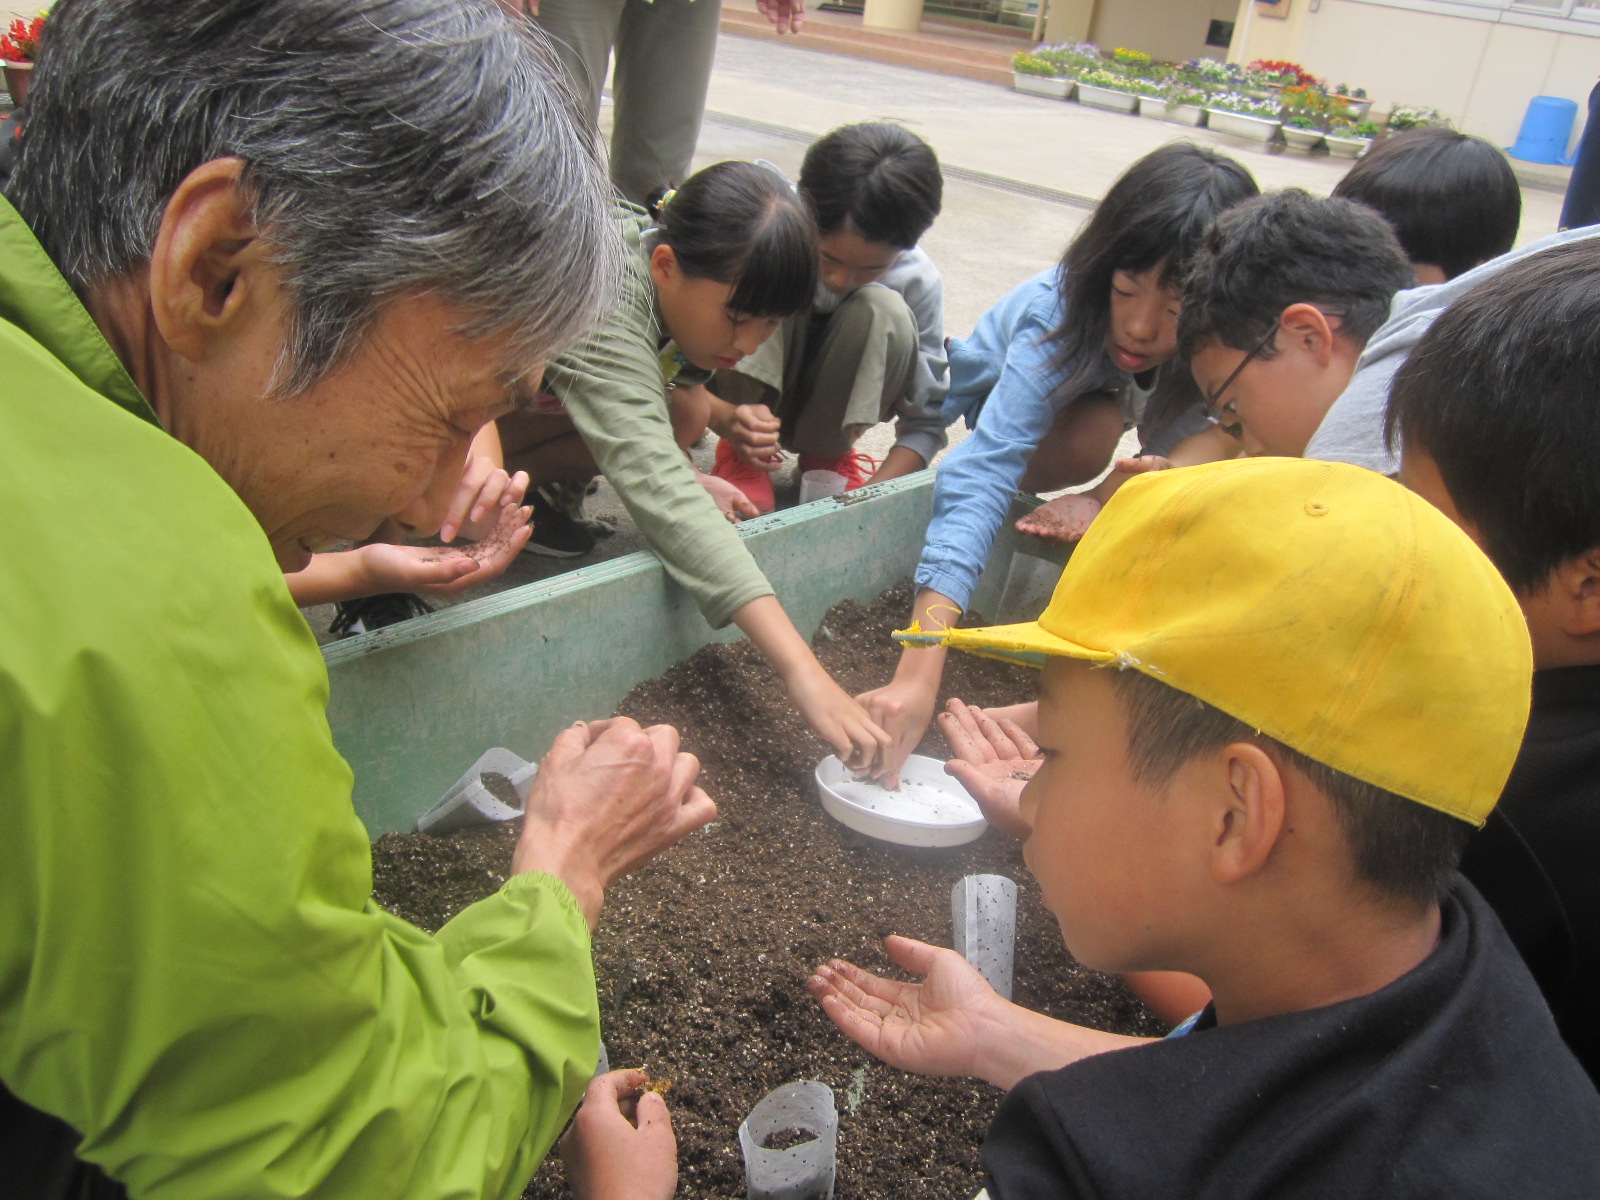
[1208,91,1280,120]
[1012,51,1060,78]
[1077,67,1134,91]
[1388,104,1449,131]
[1035,41,1101,77]
[1111,46,1153,74]
[1163,80,1209,108]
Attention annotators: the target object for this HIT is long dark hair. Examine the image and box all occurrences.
[652,160,818,319]
[1051,143,1258,397]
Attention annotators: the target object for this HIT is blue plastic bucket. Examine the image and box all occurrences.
[1507,95,1579,165]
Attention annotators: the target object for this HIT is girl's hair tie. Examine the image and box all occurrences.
[650,186,679,218]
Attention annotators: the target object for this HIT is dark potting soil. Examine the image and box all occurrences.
[371,580,1167,1199]
[761,1128,818,1152]
[479,771,523,811]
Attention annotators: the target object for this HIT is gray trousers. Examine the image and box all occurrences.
[531,0,723,205]
[713,285,917,459]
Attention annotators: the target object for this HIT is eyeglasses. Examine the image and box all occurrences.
[1203,326,1277,440]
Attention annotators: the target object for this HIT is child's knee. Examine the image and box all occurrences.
[838,284,917,353]
[669,384,711,450]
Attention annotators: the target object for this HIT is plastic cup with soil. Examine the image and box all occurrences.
[415,747,536,835]
[738,1080,838,1199]
[798,470,848,504]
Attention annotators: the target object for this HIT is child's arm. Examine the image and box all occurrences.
[810,936,1151,1091]
[545,300,891,772]
[284,502,533,607]
[1012,420,1243,546]
[862,287,1067,782]
[858,585,959,788]
[561,1069,677,1200]
[734,595,893,774]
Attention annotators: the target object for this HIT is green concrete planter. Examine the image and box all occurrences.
[325,474,1070,836]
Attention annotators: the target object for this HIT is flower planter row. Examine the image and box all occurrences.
[1013,71,1371,157]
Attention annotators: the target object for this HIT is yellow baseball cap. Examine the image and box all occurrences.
[899,458,1531,825]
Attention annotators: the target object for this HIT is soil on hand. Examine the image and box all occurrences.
[371,581,1167,1199]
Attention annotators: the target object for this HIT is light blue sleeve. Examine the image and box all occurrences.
[914,296,1064,611]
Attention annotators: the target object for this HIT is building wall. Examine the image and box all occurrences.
[1088,0,1238,62]
[1230,0,1600,147]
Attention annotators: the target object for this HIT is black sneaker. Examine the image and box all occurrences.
[525,482,598,558]
[329,592,435,638]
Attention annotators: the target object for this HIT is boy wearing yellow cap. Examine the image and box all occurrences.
[810,458,1600,1197]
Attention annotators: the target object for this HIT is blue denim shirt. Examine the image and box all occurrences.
[917,268,1121,609]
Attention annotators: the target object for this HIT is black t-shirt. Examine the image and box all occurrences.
[1460,663,1600,1083]
[982,885,1600,1199]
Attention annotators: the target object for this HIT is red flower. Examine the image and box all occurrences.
[1,16,45,64]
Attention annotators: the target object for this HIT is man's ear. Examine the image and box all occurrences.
[1555,549,1600,638]
[1278,302,1337,369]
[147,157,266,362]
[649,242,679,290]
[1208,742,1287,885]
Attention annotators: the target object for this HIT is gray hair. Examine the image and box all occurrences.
[7,0,620,394]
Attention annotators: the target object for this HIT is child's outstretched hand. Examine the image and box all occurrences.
[939,698,1041,839]
[789,669,894,775]
[697,472,761,523]
[1014,493,1101,543]
[722,402,784,472]
[561,1069,677,1200]
[369,501,532,597]
[809,936,1009,1081]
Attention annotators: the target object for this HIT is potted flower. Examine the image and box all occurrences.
[1282,114,1326,153]
[1247,58,1316,92]
[1158,78,1203,125]
[0,11,45,108]
[1125,74,1169,118]
[1331,83,1371,122]
[1036,41,1100,80]
[1075,66,1140,115]
[1012,51,1074,101]
[1110,46,1154,76]
[1325,116,1378,159]
[1206,91,1283,142]
[1387,104,1448,132]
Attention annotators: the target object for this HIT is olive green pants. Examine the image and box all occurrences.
[531,0,723,205]
[712,285,918,459]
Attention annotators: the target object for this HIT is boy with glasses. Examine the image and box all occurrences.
[1179,189,1413,458]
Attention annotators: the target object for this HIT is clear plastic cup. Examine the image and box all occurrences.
[798,470,848,504]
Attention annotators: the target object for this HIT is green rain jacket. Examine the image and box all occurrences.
[0,195,599,1198]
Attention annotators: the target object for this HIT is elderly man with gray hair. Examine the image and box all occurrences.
[0,3,712,1198]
